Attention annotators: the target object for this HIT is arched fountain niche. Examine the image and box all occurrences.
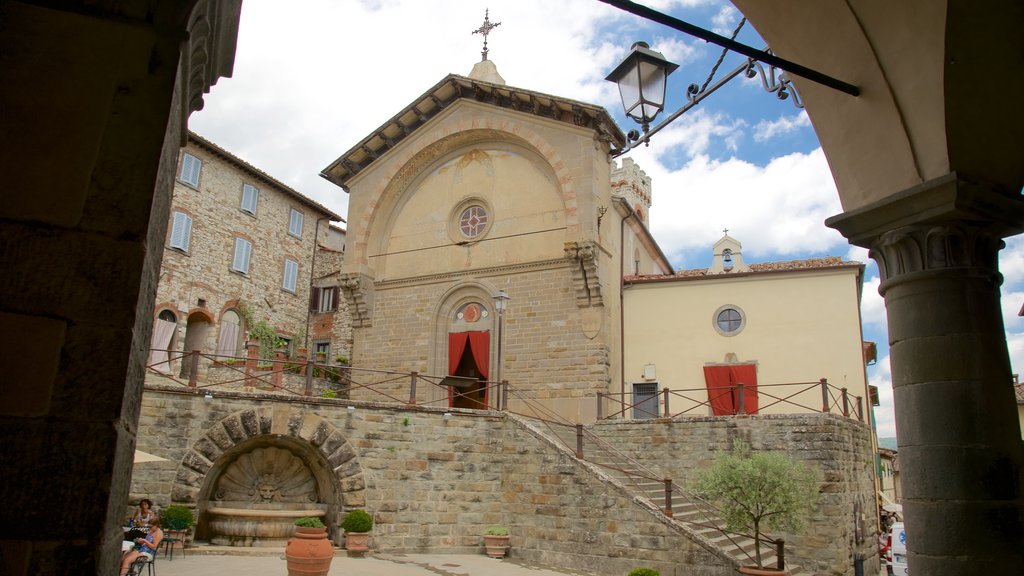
[196,435,340,547]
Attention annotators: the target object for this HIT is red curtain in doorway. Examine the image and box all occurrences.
[702,364,758,415]
[447,331,490,379]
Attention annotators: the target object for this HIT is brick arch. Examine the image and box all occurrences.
[351,123,578,269]
[170,406,365,525]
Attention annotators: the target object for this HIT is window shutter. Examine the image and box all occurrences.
[289,209,304,237]
[233,238,251,273]
[170,212,192,251]
[181,153,201,186]
[241,184,258,214]
[310,287,320,312]
[283,259,298,291]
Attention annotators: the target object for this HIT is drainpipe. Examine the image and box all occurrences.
[304,217,327,351]
[619,206,636,413]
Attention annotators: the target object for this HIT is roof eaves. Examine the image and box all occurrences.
[188,132,344,222]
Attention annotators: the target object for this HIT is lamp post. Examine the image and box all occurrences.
[604,41,678,139]
[493,290,510,409]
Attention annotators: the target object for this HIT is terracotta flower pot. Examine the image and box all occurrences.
[483,534,510,558]
[345,531,370,552]
[737,566,786,575]
[285,527,334,576]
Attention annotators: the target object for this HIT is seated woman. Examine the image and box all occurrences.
[119,523,162,576]
[124,499,154,541]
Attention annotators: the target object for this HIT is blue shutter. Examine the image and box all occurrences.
[241,184,258,214]
[289,209,303,237]
[170,212,192,251]
[232,238,251,273]
[283,259,298,291]
[181,153,201,186]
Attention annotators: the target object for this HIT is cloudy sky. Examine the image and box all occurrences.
[189,0,1024,439]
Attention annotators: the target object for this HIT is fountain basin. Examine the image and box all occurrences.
[207,504,328,547]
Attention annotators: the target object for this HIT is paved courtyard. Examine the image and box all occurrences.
[152,550,597,576]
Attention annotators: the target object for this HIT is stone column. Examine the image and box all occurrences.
[827,173,1024,575]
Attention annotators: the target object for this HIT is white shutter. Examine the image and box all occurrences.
[232,238,251,273]
[180,153,201,186]
[283,259,298,291]
[169,212,192,251]
[241,184,258,214]
[289,209,303,237]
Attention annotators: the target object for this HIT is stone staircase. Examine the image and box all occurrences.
[513,415,802,574]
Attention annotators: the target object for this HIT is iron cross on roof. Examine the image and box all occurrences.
[471,9,501,61]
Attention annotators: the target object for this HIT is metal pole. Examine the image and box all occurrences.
[776,539,785,570]
[188,350,199,388]
[501,379,509,412]
[820,378,830,413]
[597,0,859,96]
[663,479,673,517]
[736,383,746,415]
[575,424,584,459]
[303,355,313,396]
[662,387,670,417]
[408,371,418,405]
[842,387,850,417]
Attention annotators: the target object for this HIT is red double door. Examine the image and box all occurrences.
[702,364,758,415]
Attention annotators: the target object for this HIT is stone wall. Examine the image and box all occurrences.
[132,387,875,576]
[354,265,613,422]
[589,414,881,576]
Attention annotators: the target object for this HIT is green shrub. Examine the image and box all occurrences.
[628,569,660,576]
[160,505,194,531]
[484,526,508,536]
[321,390,338,399]
[341,509,373,533]
[294,516,326,528]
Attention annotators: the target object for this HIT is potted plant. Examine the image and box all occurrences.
[340,509,373,553]
[691,440,819,575]
[285,516,333,576]
[159,505,194,557]
[628,569,660,576]
[482,526,510,558]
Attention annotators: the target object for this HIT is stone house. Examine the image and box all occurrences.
[148,132,343,376]
[309,224,352,363]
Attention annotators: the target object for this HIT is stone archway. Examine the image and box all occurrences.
[171,406,365,545]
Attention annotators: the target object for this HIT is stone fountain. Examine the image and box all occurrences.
[205,446,328,547]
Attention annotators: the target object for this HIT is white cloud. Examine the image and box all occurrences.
[634,142,845,266]
[753,112,811,142]
[711,4,742,35]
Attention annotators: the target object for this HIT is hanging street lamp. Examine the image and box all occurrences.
[604,41,678,141]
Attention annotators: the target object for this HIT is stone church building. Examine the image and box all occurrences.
[321,60,673,422]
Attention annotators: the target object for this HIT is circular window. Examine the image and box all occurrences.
[459,205,488,238]
[449,197,493,243]
[713,305,745,336]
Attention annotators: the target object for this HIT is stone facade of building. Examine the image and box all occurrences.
[150,132,342,376]
[321,71,672,423]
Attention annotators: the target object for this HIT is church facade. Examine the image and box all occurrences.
[321,65,672,422]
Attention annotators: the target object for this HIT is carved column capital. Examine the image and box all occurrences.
[826,172,1024,294]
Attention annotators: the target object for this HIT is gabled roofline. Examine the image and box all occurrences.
[319,74,627,191]
[188,131,344,222]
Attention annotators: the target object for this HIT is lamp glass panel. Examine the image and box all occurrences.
[639,61,667,108]
[618,68,642,121]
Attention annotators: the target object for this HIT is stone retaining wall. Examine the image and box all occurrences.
[132,387,875,575]
[589,414,881,576]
